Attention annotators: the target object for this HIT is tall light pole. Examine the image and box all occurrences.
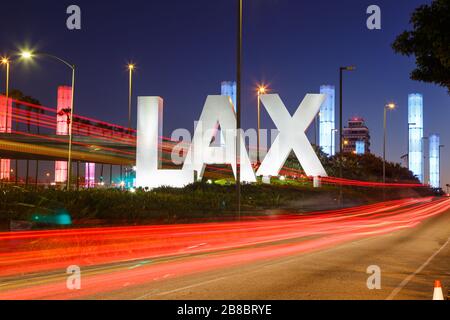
[1,57,10,97]
[314,114,319,146]
[383,103,396,183]
[407,122,416,169]
[20,51,76,190]
[439,145,444,188]
[127,63,135,129]
[422,136,429,184]
[331,128,338,156]
[339,66,355,154]
[0,57,10,185]
[1,57,10,132]
[256,85,267,164]
[236,0,243,218]
[339,66,355,206]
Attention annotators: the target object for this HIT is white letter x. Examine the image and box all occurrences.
[256,94,328,178]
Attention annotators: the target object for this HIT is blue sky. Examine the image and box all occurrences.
[1,0,449,184]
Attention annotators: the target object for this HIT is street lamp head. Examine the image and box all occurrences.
[1,57,9,64]
[128,64,135,71]
[386,103,396,110]
[20,51,34,59]
[341,66,356,71]
[257,85,267,95]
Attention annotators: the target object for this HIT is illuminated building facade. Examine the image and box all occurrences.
[0,96,12,180]
[342,117,371,154]
[408,93,424,183]
[319,85,335,156]
[429,134,440,188]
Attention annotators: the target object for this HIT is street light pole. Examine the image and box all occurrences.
[236,0,243,219]
[20,51,76,190]
[256,85,267,164]
[315,114,318,146]
[67,66,76,190]
[339,68,343,156]
[128,64,134,129]
[3,59,9,98]
[1,58,10,132]
[383,103,396,184]
[331,129,338,156]
[339,66,356,154]
[422,136,429,185]
[257,90,261,164]
[383,108,387,183]
[407,122,416,169]
[338,66,355,206]
[439,145,444,188]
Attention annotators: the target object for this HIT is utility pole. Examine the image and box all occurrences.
[236,0,243,219]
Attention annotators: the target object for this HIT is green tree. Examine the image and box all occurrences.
[392,0,450,92]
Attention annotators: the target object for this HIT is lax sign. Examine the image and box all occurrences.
[136,94,328,189]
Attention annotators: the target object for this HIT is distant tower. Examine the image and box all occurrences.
[221,81,237,111]
[342,118,371,154]
[429,134,440,188]
[319,85,335,156]
[408,94,424,183]
[55,86,71,184]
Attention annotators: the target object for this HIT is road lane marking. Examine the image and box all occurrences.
[128,260,152,270]
[134,276,227,300]
[386,236,450,300]
[187,243,207,249]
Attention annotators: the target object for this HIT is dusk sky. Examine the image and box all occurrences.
[1,0,449,183]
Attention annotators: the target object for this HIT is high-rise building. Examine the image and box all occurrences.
[319,85,336,156]
[429,134,440,188]
[221,81,237,111]
[408,93,424,183]
[342,117,371,154]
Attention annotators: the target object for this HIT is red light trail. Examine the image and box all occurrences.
[0,197,448,299]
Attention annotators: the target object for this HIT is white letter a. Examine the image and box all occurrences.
[66,5,82,30]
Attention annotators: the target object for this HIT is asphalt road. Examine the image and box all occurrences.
[0,198,449,300]
[101,205,450,300]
